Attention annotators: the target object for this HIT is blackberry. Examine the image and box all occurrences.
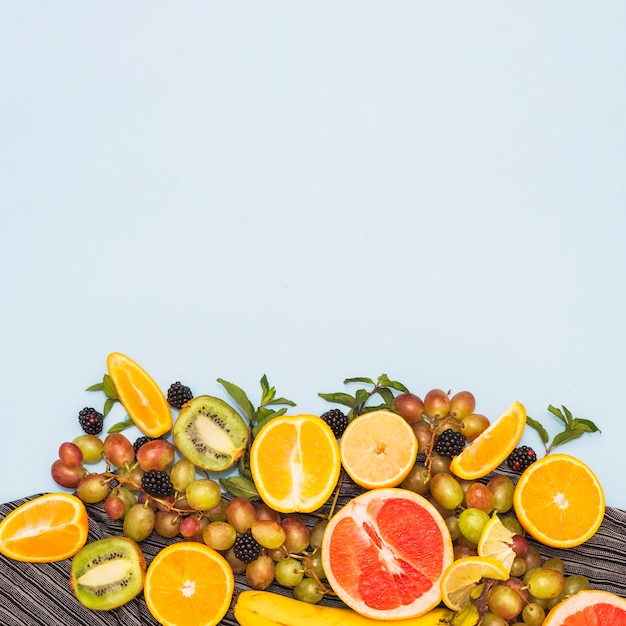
[78,407,104,435]
[233,533,261,564]
[141,469,173,498]
[133,435,155,453]
[167,381,193,409]
[433,429,466,458]
[320,409,349,438]
[507,445,537,472]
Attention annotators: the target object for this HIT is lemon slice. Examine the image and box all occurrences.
[477,514,516,572]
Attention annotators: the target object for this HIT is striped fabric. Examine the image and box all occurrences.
[1,465,625,625]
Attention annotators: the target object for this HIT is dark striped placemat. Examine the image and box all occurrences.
[1,466,625,625]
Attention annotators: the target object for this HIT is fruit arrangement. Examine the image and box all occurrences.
[0,353,624,626]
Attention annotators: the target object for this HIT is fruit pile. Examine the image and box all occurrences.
[0,354,623,626]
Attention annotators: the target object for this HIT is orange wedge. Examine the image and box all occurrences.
[0,493,89,562]
[440,556,509,611]
[513,453,605,548]
[339,410,418,489]
[449,401,526,480]
[107,352,172,437]
[250,414,341,513]
[144,542,234,626]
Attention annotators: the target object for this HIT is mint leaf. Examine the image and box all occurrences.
[547,405,567,425]
[86,382,104,392]
[102,374,118,400]
[103,397,117,418]
[318,392,359,408]
[526,416,550,445]
[220,475,260,500]
[343,377,374,385]
[264,396,296,407]
[571,418,601,433]
[108,417,133,433]
[552,427,586,448]
[217,378,256,422]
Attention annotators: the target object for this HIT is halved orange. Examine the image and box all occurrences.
[543,589,626,625]
[339,410,418,489]
[321,488,454,620]
[107,352,172,437]
[440,555,509,611]
[0,493,89,562]
[250,414,341,513]
[513,453,605,548]
[449,401,526,480]
[144,542,234,626]
[477,514,516,572]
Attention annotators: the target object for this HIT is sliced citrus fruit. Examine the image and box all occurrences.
[0,493,89,562]
[543,589,626,625]
[513,453,605,548]
[449,401,526,480]
[250,414,341,513]
[440,555,509,611]
[144,542,234,626]
[339,410,418,489]
[321,488,454,619]
[107,351,172,437]
[477,514,516,572]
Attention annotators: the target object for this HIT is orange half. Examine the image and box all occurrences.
[449,401,526,480]
[0,493,89,562]
[144,542,234,626]
[250,414,341,513]
[513,453,605,548]
[107,352,172,437]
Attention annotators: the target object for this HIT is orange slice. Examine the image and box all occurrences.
[440,555,509,611]
[321,488,454,620]
[144,542,234,626]
[250,414,341,513]
[449,401,526,480]
[339,410,418,489]
[513,453,605,548]
[0,493,89,562]
[543,589,626,625]
[477,514,516,572]
[107,352,172,437]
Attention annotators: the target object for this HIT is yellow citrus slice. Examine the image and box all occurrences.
[477,514,516,572]
[107,352,172,437]
[0,493,89,562]
[321,488,454,619]
[543,589,626,625]
[250,414,341,513]
[449,401,526,480]
[339,410,418,489]
[440,555,509,611]
[144,542,234,626]
[513,453,605,548]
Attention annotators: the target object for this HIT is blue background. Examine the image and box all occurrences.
[1,3,625,508]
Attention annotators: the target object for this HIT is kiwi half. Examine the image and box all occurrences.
[70,536,146,611]
[173,395,248,472]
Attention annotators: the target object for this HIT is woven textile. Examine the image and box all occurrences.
[1,466,625,625]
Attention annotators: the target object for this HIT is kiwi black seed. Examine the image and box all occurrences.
[70,536,146,611]
[172,395,248,472]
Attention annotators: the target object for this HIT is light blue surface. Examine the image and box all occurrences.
[1,3,625,509]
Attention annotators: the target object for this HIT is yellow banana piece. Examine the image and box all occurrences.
[233,590,454,626]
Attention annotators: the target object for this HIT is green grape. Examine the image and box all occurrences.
[521,602,546,626]
[430,473,464,510]
[563,574,590,596]
[123,503,156,542]
[274,557,304,587]
[293,577,325,604]
[458,507,490,544]
[527,567,565,600]
[487,583,523,621]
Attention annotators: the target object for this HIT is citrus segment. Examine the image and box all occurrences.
[250,414,341,513]
[321,488,454,619]
[107,352,172,437]
[543,589,626,625]
[440,556,509,611]
[339,410,418,489]
[477,514,516,572]
[449,401,526,480]
[513,453,605,548]
[144,542,234,626]
[0,493,89,562]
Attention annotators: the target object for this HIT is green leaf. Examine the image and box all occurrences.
[103,397,117,418]
[361,403,392,413]
[256,407,287,429]
[238,454,252,480]
[318,392,359,408]
[343,377,374,385]
[264,397,296,407]
[561,405,573,425]
[571,418,601,433]
[552,427,586,448]
[219,475,260,500]
[382,379,410,393]
[107,417,133,434]
[547,404,567,425]
[376,387,396,406]
[354,388,370,407]
[526,416,550,445]
[260,374,270,397]
[102,374,118,400]
[86,382,104,392]
[217,378,256,422]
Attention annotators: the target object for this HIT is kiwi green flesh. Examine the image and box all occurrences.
[173,395,248,472]
[70,537,145,611]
